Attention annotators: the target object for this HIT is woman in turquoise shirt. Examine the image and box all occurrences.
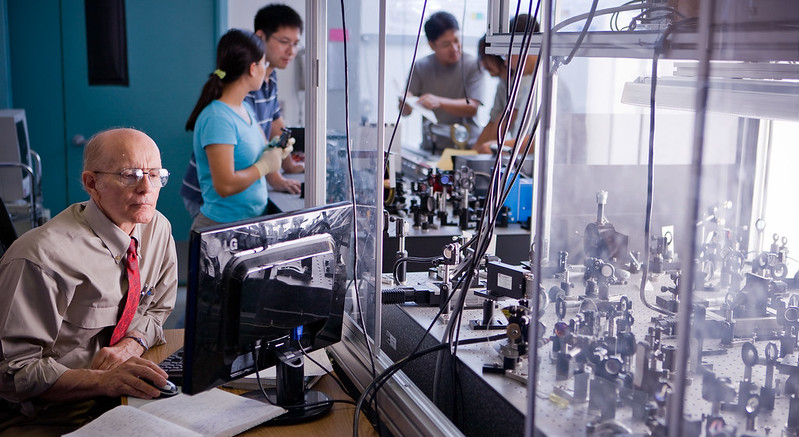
[185,29,286,230]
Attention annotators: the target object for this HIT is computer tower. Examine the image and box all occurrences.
[0,109,32,202]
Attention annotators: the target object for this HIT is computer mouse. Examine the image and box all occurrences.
[142,378,179,398]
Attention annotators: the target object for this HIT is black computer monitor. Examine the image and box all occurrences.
[183,202,352,423]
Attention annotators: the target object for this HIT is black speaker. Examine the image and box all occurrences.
[85,0,128,86]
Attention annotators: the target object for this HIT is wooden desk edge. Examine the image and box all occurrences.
[141,329,378,436]
[142,328,184,363]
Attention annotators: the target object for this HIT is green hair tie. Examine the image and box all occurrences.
[212,69,226,80]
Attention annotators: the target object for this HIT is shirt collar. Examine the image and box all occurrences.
[264,71,278,90]
[83,199,141,265]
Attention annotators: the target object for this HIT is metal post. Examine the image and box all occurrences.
[667,1,716,436]
[526,0,553,435]
[305,0,328,207]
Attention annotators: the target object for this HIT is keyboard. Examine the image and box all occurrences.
[158,347,183,386]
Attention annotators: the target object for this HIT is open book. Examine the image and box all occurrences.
[64,388,285,437]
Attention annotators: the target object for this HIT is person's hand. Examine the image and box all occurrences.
[399,96,413,116]
[253,147,284,177]
[417,93,441,110]
[270,175,302,194]
[281,142,294,160]
[91,339,145,371]
[97,356,169,399]
[282,154,305,174]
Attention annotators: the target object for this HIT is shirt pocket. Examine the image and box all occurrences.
[138,285,156,309]
[63,303,119,329]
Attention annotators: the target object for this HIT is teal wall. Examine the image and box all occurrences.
[7,0,66,209]
[0,0,10,108]
[6,0,221,241]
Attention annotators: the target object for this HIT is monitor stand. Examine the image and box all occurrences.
[243,344,332,425]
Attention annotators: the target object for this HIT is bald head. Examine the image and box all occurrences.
[81,128,164,234]
[83,128,158,173]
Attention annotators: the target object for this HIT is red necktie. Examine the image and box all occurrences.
[110,238,141,346]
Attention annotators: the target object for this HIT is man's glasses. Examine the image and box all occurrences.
[269,35,303,51]
[434,39,461,50]
[93,168,170,188]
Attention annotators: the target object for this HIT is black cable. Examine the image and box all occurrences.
[383,263,471,389]
[637,34,672,316]
[627,6,686,31]
[354,333,507,436]
[551,4,657,33]
[638,19,698,317]
[302,399,357,408]
[252,348,276,405]
[366,1,539,418]
[459,4,539,330]
[251,346,358,417]
[355,279,462,436]
[468,3,535,305]
[392,255,441,284]
[493,1,534,168]
[299,347,354,401]
[438,5,540,396]
[457,7,541,350]
[383,0,428,178]
[611,0,645,31]
[560,0,599,67]
[367,333,509,407]
[460,3,470,106]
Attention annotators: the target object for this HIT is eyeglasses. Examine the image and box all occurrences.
[93,168,170,188]
[269,35,303,51]
[434,38,461,50]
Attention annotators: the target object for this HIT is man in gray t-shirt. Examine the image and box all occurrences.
[402,11,484,153]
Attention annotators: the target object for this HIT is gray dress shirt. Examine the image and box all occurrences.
[0,200,177,411]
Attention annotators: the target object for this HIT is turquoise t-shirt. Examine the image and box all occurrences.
[194,100,268,223]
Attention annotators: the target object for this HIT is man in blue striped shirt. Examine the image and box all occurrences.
[181,4,304,218]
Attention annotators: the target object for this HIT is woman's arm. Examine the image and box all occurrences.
[205,144,263,197]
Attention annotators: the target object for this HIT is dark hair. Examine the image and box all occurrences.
[254,3,303,37]
[477,35,503,70]
[510,13,540,33]
[185,29,265,131]
[424,11,459,43]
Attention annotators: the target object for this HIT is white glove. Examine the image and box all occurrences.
[253,146,283,177]
[281,138,295,159]
[267,134,296,160]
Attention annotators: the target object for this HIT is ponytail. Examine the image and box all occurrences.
[185,73,225,131]
[185,29,265,131]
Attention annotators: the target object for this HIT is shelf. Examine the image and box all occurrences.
[486,28,799,62]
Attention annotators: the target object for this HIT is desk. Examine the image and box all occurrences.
[145,329,377,437]
[267,173,305,213]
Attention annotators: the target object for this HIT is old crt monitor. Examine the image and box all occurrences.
[183,202,352,422]
[0,109,32,202]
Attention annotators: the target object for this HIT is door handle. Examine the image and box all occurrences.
[72,134,87,147]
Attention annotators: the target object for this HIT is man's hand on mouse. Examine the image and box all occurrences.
[98,356,169,399]
[91,336,147,371]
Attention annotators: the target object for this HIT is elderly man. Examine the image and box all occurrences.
[0,128,177,434]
